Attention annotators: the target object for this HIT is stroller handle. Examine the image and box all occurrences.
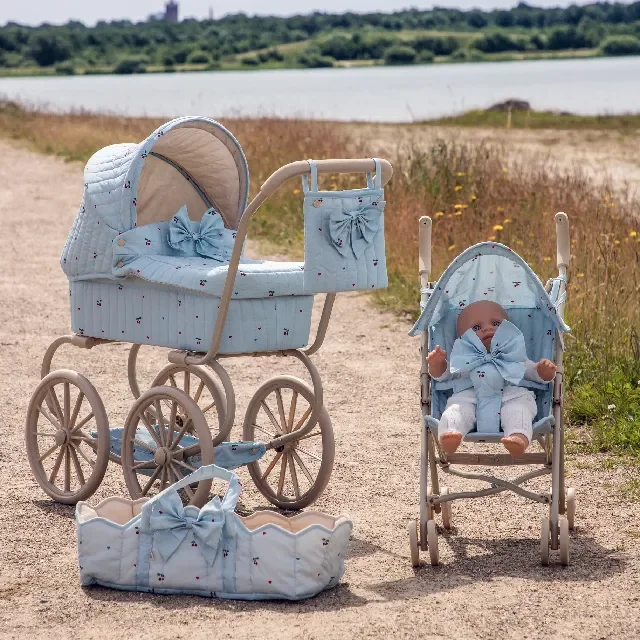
[418,216,432,279]
[555,212,570,269]
[259,158,393,198]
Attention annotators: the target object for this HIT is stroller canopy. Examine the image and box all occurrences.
[410,242,570,337]
[83,117,249,233]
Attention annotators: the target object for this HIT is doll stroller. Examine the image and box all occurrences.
[407,212,574,566]
[26,116,392,510]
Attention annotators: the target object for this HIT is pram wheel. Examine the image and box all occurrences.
[427,520,439,566]
[121,386,214,507]
[559,517,570,566]
[243,376,335,510]
[440,487,453,530]
[26,370,110,504]
[566,487,576,530]
[408,519,420,567]
[151,364,228,445]
[540,517,550,566]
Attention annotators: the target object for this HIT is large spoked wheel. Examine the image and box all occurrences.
[26,370,110,504]
[243,376,335,510]
[121,386,214,508]
[151,364,227,445]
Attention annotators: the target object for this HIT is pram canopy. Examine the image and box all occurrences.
[83,116,249,233]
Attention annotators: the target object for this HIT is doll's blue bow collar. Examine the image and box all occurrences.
[167,205,226,261]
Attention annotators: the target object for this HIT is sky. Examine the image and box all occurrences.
[0,0,607,27]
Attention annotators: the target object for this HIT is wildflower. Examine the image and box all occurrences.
[503,218,512,224]
[543,257,551,262]
[493,225,504,231]
[456,172,465,177]
[454,211,462,216]
[455,185,463,192]
[434,211,444,218]
[607,404,616,411]
[614,240,621,245]
[471,195,477,201]
[448,244,456,251]
[577,273,585,277]
[497,207,504,213]
[293,188,301,195]
[631,231,638,238]
[502,167,508,173]
[454,204,468,210]
[488,235,496,241]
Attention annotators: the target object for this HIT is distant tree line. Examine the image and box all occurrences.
[1,2,640,72]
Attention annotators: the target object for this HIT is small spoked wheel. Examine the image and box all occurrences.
[427,520,439,566]
[26,370,110,504]
[540,517,550,566]
[152,364,227,445]
[121,386,214,507]
[243,376,335,510]
[440,487,452,530]
[566,487,576,530]
[408,519,420,567]
[559,517,570,566]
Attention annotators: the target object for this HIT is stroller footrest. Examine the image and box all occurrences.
[447,452,549,466]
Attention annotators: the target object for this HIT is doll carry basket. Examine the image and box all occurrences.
[76,465,352,600]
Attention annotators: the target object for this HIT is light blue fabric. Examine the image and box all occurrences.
[167,206,228,261]
[302,159,388,293]
[449,321,528,433]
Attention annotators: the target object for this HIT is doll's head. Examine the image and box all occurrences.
[457,301,508,351]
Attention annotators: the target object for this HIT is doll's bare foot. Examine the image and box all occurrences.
[501,434,529,457]
[440,432,463,455]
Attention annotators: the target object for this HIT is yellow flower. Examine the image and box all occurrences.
[503,218,512,224]
[502,167,508,173]
[455,185,463,192]
[454,211,462,216]
[456,172,465,177]
[497,207,504,212]
[631,231,638,238]
[293,188,301,195]
[493,224,504,231]
[448,244,456,251]
[434,211,444,218]
[614,240,621,245]
[454,204,468,210]
[543,257,551,262]
[471,195,477,201]
[488,235,496,241]
[577,273,585,277]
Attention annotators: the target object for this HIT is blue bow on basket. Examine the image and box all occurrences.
[329,202,382,259]
[148,491,225,565]
[167,205,226,261]
[450,320,527,384]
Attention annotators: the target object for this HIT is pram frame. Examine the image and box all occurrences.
[411,212,573,566]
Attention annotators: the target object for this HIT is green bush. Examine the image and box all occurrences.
[241,56,260,66]
[113,57,147,74]
[384,45,417,65]
[54,61,76,75]
[187,49,210,64]
[297,49,335,68]
[474,31,526,53]
[28,32,71,67]
[418,50,435,63]
[600,34,640,56]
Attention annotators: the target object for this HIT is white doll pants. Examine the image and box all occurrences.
[438,389,537,442]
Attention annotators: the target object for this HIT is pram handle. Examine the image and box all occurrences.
[555,212,570,269]
[418,216,432,280]
[259,158,393,198]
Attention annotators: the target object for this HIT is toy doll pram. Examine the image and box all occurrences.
[25,116,392,511]
[407,212,574,566]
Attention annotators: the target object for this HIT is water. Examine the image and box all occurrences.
[1,56,638,122]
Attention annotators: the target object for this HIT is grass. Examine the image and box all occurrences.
[0,100,638,456]
[425,108,640,131]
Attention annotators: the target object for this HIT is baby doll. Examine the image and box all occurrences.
[427,300,557,458]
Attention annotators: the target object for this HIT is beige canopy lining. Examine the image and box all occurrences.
[135,126,248,229]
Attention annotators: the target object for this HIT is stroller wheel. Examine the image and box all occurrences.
[427,520,439,566]
[540,517,550,566]
[566,487,576,530]
[243,376,335,510]
[121,386,214,508]
[440,487,453,530]
[559,517,570,566]
[26,370,110,505]
[408,519,420,567]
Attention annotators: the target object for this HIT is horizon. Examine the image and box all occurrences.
[0,0,617,28]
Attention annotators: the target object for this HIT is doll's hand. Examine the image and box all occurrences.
[536,359,557,381]
[427,345,448,378]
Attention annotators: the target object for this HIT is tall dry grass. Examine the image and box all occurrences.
[1,102,638,453]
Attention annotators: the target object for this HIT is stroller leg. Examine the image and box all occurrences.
[550,427,562,550]
[428,430,441,503]
[419,423,430,549]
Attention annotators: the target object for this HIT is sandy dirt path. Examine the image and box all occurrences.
[0,141,639,640]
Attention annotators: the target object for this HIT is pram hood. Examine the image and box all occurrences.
[409,242,570,337]
[83,116,249,233]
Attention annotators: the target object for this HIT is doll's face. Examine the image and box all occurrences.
[457,301,508,351]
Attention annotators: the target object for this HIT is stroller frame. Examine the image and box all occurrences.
[28,154,392,511]
[409,212,574,567]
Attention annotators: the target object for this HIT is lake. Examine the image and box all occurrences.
[0,56,638,122]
